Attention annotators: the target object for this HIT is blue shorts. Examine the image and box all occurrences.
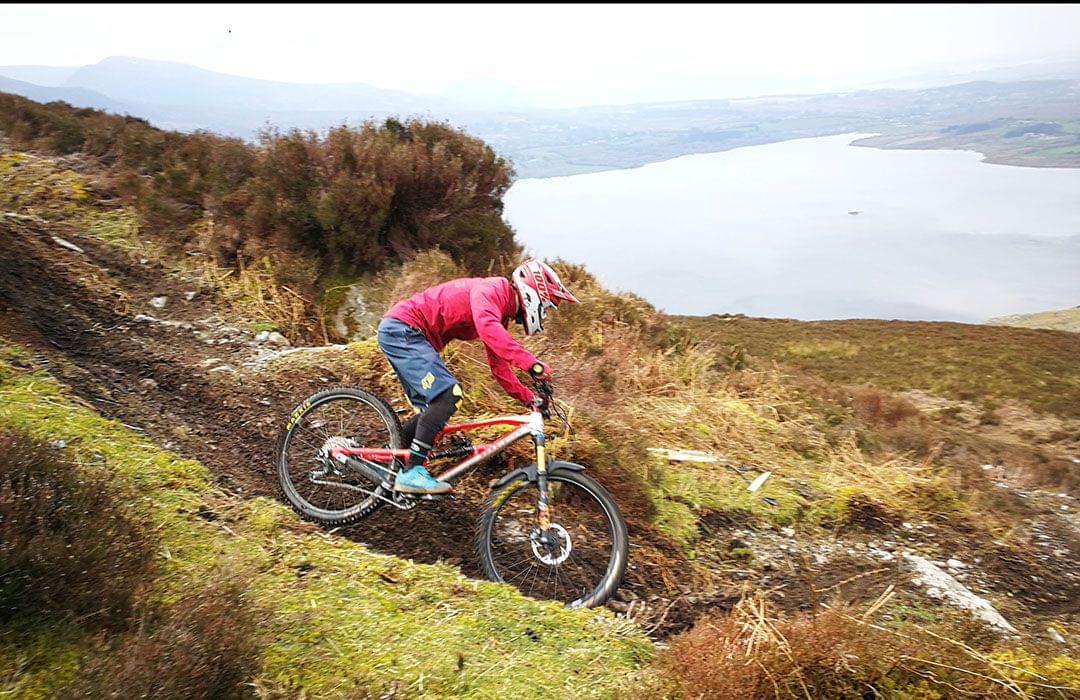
[377,317,459,409]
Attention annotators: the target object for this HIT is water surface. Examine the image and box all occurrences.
[504,133,1080,321]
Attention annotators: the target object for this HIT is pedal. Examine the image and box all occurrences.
[419,493,455,501]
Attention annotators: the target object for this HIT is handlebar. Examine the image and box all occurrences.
[534,379,554,401]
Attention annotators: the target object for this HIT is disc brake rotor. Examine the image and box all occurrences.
[530,523,572,565]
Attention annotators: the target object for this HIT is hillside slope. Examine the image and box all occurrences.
[2,122,1077,696]
[989,306,1080,333]
[0,345,649,698]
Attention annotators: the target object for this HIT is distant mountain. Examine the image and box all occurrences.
[0,75,126,111]
[0,64,79,86]
[60,56,452,114]
[859,59,1080,91]
[987,306,1080,333]
[2,56,1078,178]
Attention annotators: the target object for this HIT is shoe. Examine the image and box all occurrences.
[393,466,452,494]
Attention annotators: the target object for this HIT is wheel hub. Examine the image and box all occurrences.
[319,436,355,463]
[530,523,572,565]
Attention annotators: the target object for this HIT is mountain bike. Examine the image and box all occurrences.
[275,379,628,609]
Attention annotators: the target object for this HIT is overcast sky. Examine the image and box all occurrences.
[2,3,1079,107]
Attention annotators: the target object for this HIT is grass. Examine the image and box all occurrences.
[650,594,1080,699]
[319,254,983,560]
[782,339,860,359]
[0,429,157,628]
[990,307,1080,334]
[681,316,1080,418]
[0,151,143,250]
[0,341,651,698]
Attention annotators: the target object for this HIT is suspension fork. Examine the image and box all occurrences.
[534,432,552,530]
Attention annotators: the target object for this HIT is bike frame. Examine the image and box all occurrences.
[329,409,549,486]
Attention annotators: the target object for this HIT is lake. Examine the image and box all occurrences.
[502,133,1080,322]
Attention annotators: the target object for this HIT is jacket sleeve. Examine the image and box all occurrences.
[470,281,538,404]
[485,346,535,405]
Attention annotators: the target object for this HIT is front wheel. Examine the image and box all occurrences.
[476,466,628,609]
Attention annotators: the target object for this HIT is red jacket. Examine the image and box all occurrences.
[385,277,538,404]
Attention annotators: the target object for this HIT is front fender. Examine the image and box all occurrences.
[491,460,585,490]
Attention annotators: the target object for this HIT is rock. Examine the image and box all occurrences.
[266,331,291,347]
[780,527,795,538]
[947,559,966,570]
[255,330,271,343]
[133,313,158,324]
[46,439,67,449]
[184,291,197,301]
[51,236,85,254]
[242,344,350,369]
[138,378,159,391]
[149,295,168,310]
[905,553,1017,633]
[1047,627,1066,644]
[330,282,378,340]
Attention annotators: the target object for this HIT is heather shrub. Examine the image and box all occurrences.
[239,120,518,275]
[0,94,519,277]
[850,386,921,428]
[72,565,266,699]
[0,429,156,627]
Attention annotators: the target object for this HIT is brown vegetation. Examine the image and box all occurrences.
[0,93,520,331]
[0,429,156,628]
[72,566,265,700]
[656,595,1079,699]
[682,315,1080,419]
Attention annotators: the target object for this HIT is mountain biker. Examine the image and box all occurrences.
[376,259,579,494]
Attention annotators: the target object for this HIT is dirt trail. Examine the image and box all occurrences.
[0,217,719,635]
[0,217,278,497]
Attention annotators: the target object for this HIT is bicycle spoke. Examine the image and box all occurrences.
[486,474,618,606]
[282,392,398,517]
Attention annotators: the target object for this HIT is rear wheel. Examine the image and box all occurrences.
[276,386,403,526]
[476,467,628,608]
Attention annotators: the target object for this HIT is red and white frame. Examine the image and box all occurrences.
[329,410,545,484]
